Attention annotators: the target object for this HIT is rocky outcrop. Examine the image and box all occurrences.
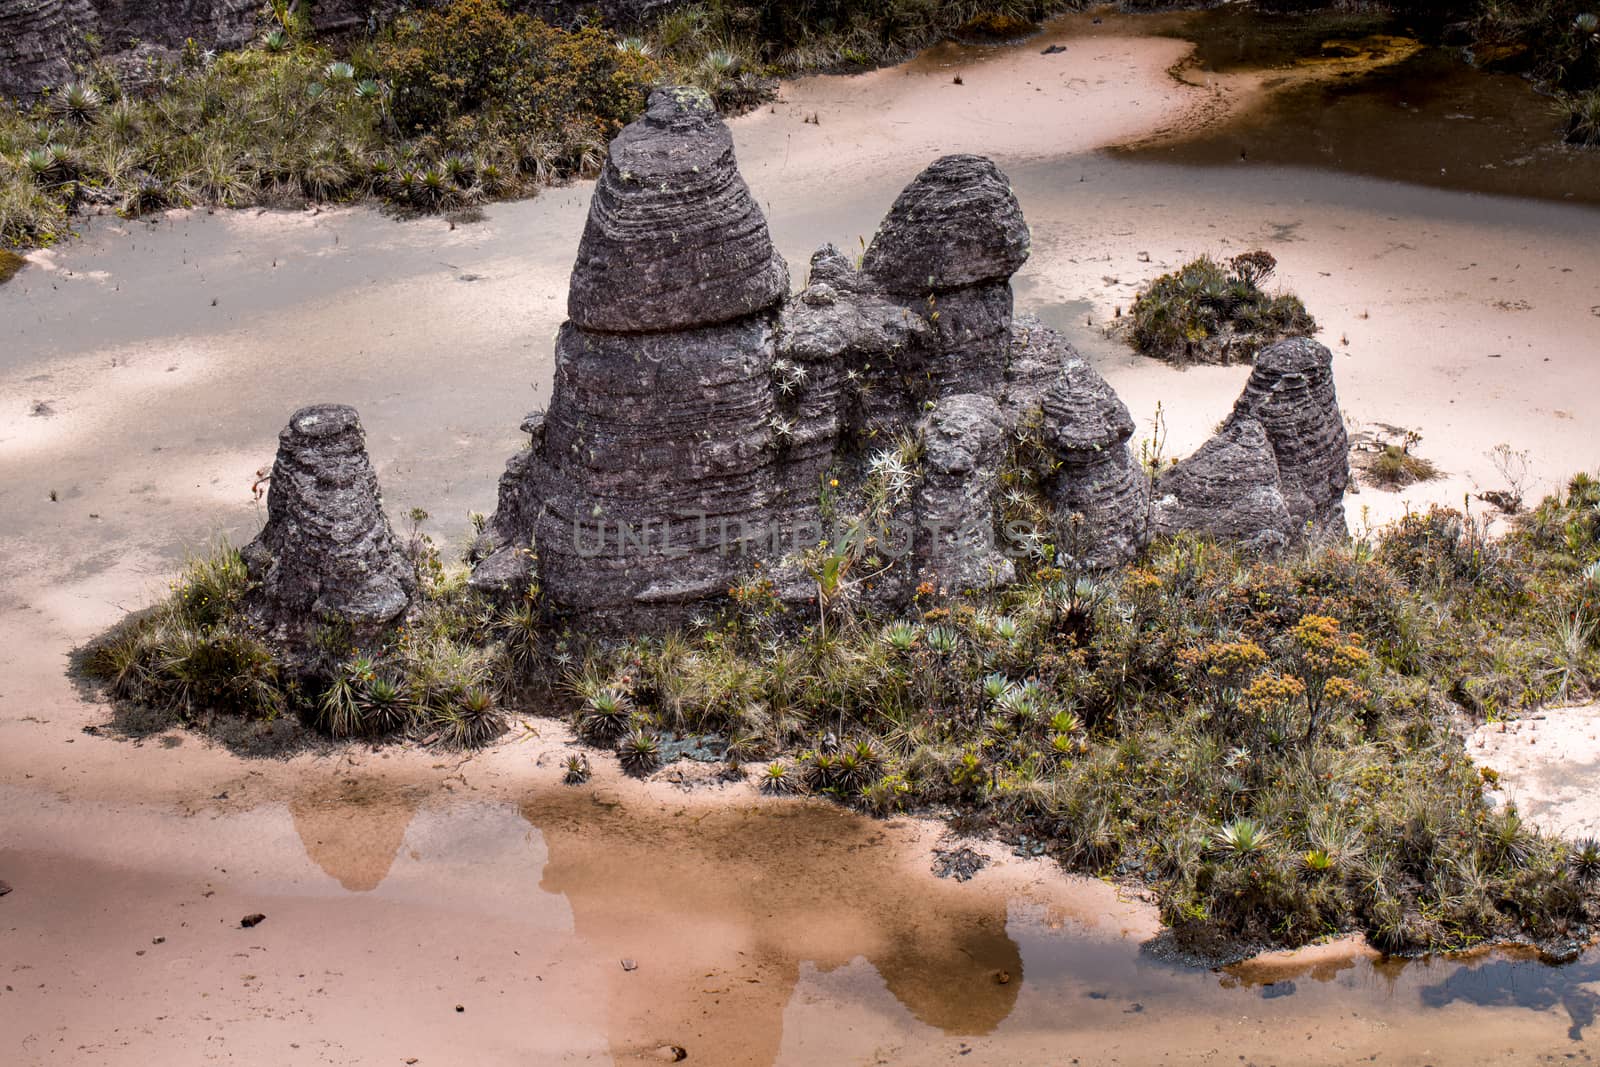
[466,85,1349,628]
[0,0,397,99]
[241,404,415,651]
[1153,418,1296,553]
[914,394,1014,593]
[1226,336,1348,538]
[475,87,785,621]
[567,86,788,333]
[861,154,1030,295]
[853,154,1032,426]
[1036,335,1150,569]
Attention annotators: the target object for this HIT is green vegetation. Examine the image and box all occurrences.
[0,0,1090,252]
[1127,251,1316,366]
[0,0,658,248]
[1466,2,1600,142]
[644,1,1066,75]
[83,471,1600,953]
[84,526,511,751]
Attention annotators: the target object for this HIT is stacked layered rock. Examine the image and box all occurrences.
[1149,336,1348,549]
[465,84,1349,626]
[914,395,1015,592]
[1035,335,1151,569]
[475,87,788,617]
[1152,418,1297,552]
[1225,336,1348,538]
[852,154,1031,434]
[241,404,415,652]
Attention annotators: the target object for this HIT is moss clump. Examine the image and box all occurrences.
[1128,251,1316,366]
[0,249,24,282]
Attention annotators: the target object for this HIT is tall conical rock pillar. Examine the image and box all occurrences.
[241,404,414,650]
[475,87,789,619]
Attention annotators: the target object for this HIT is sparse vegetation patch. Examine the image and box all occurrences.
[1127,251,1317,366]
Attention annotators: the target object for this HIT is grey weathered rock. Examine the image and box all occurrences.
[480,89,789,620]
[528,318,779,614]
[567,87,789,333]
[241,404,414,649]
[1153,418,1296,553]
[914,394,1014,592]
[850,156,1030,416]
[471,91,1348,625]
[1227,336,1348,538]
[862,154,1030,294]
[1037,332,1150,568]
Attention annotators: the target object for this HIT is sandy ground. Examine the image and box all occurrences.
[1471,703,1600,841]
[4,15,1600,1066]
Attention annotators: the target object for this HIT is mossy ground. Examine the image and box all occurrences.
[83,473,1600,955]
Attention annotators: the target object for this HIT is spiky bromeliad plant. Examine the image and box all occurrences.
[577,686,634,744]
[618,728,661,777]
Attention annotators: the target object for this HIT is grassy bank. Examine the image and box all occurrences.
[5,0,1596,253]
[84,471,1600,955]
[0,0,1078,251]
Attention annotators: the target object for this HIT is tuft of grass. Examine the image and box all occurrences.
[1367,444,1441,489]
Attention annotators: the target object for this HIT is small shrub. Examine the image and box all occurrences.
[1128,252,1316,366]
[1367,444,1440,489]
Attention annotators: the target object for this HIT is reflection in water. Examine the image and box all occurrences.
[258,776,1600,1061]
[287,778,423,891]
[525,791,1022,1062]
[1421,952,1600,1041]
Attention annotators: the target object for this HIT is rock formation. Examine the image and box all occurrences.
[475,87,787,620]
[1035,335,1151,569]
[1226,336,1348,538]
[463,84,1349,627]
[1152,418,1297,552]
[854,154,1031,428]
[914,395,1015,593]
[241,404,414,651]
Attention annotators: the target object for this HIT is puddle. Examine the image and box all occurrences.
[4,777,1599,1064]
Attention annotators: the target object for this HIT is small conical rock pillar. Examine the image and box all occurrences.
[242,404,414,648]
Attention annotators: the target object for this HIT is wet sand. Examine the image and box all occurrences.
[4,13,1600,1065]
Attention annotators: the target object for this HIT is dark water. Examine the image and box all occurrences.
[1106,7,1600,204]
